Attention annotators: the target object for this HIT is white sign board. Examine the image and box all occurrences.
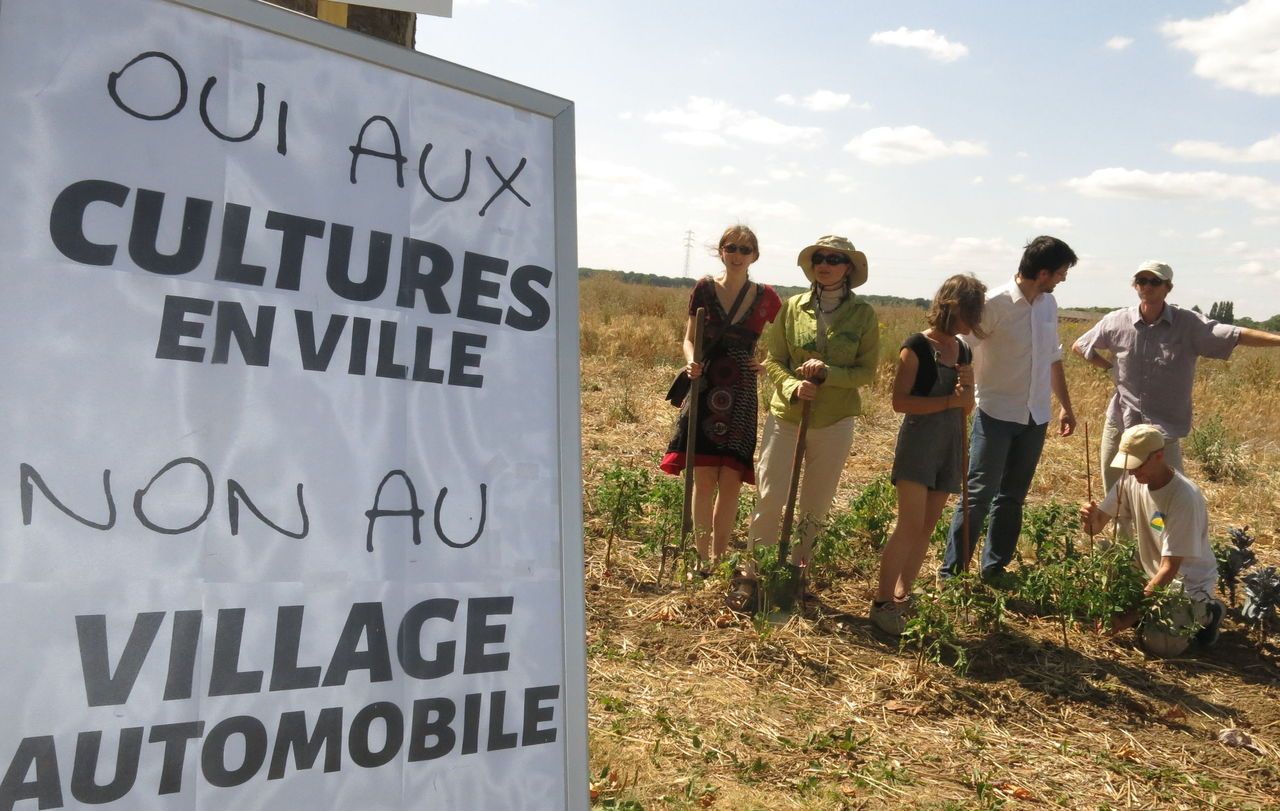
[0,0,584,807]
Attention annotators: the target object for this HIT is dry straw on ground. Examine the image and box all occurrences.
[579,274,1280,810]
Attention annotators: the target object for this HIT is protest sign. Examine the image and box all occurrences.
[0,0,584,806]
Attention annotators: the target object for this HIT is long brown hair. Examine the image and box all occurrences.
[927,274,987,338]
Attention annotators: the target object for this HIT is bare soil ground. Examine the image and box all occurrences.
[580,280,1280,810]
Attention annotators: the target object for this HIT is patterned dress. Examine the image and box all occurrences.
[661,277,781,484]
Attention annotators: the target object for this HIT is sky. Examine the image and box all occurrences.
[417,1,1280,319]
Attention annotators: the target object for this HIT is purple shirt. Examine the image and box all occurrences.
[1074,304,1239,438]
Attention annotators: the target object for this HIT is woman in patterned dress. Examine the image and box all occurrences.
[661,225,781,571]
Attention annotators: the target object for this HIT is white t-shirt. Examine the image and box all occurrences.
[1099,470,1217,600]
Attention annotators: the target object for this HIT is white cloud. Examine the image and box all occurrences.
[1105,36,1134,51]
[1238,260,1268,275]
[1019,216,1072,230]
[663,130,727,147]
[870,27,969,62]
[646,97,822,148]
[1016,151,1030,159]
[972,176,985,185]
[1065,167,1280,210]
[577,157,673,197]
[617,111,633,121]
[1008,173,1026,184]
[1171,133,1280,163]
[685,192,805,222]
[1255,215,1280,226]
[775,89,866,112]
[1197,227,1225,240]
[843,125,986,164]
[833,216,935,249]
[1227,241,1250,254]
[747,167,805,187]
[716,166,738,176]
[1162,0,1280,96]
[1159,228,1180,238]
[931,237,1020,272]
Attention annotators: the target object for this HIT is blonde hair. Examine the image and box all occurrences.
[927,274,987,338]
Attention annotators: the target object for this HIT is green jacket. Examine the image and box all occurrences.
[763,291,880,428]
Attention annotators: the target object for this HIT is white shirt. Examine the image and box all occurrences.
[1099,470,1218,600]
[970,276,1062,425]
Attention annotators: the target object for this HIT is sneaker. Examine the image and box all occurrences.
[1195,600,1225,647]
[980,568,1019,591]
[870,599,910,636]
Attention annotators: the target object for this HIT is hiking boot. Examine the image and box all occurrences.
[870,599,911,636]
[1195,600,1225,647]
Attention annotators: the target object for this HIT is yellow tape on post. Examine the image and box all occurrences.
[316,0,349,27]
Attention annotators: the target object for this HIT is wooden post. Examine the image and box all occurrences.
[316,0,349,27]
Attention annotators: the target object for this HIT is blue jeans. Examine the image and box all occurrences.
[941,409,1047,577]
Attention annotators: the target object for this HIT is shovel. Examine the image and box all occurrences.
[776,396,813,607]
[660,307,705,585]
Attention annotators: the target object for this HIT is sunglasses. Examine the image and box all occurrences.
[722,243,754,255]
[1133,276,1166,287]
[811,253,851,266]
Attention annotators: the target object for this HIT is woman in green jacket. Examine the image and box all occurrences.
[728,235,880,610]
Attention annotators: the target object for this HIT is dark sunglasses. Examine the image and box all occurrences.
[811,253,851,266]
[1133,276,1166,287]
[722,243,754,255]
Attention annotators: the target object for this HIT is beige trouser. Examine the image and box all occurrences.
[748,413,856,565]
[1100,412,1183,495]
[1139,595,1220,658]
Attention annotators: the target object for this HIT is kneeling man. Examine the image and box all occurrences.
[1079,424,1224,656]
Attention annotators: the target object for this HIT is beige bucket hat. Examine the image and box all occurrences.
[796,235,869,288]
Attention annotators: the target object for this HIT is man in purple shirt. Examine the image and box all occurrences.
[1073,260,1280,494]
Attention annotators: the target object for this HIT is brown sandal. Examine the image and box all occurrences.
[725,576,758,614]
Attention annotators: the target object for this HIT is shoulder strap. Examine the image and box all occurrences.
[724,281,752,324]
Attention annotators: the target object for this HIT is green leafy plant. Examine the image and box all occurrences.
[1141,584,1198,643]
[1186,414,1248,483]
[595,463,651,571]
[642,474,684,557]
[752,543,798,614]
[846,474,897,550]
[1021,500,1079,562]
[1016,540,1146,660]
[901,573,1005,675]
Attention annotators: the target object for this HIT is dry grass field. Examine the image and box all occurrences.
[577,273,1280,811]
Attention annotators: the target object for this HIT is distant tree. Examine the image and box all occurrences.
[1264,314,1280,332]
[1192,304,1202,314]
[1221,301,1235,324]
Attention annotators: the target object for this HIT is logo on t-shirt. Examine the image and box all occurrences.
[1150,511,1166,532]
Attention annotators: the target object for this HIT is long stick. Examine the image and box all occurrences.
[960,410,971,573]
[666,307,706,583]
[777,398,812,583]
[1083,420,1094,553]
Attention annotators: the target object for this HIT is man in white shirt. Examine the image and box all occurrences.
[1080,424,1224,656]
[940,236,1077,579]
